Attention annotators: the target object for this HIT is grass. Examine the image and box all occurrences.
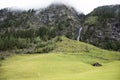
[53,37,120,63]
[0,54,120,80]
[0,36,120,80]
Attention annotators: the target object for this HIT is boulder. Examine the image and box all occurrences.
[92,62,102,67]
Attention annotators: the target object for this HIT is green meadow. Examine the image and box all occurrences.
[0,37,120,80]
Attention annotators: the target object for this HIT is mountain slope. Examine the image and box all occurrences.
[81,5,120,51]
[0,4,120,52]
[0,4,83,52]
[0,4,82,39]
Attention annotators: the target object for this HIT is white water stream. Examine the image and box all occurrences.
[77,27,82,41]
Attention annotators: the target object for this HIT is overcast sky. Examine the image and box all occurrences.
[0,0,120,14]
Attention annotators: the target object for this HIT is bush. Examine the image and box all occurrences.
[84,45,90,52]
[84,16,98,26]
[17,38,30,49]
[0,63,2,66]
[35,38,56,53]
[33,37,41,44]
[0,37,30,51]
[56,36,62,42]
[36,44,54,53]
[0,56,5,60]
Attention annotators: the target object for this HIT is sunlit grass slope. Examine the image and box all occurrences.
[53,36,120,63]
[0,36,120,80]
[0,54,120,80]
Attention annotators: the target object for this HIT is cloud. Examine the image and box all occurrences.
[0,0,119,14]
[0,0,54,9]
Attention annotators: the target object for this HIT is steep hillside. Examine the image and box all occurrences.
[0,4,83,51]
[0,4,120,52]
[81,5,120,51]
[0,4,82,39]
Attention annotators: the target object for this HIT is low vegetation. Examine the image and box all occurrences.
[0,36,120,80]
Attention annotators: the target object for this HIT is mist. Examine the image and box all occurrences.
[0,0,119,14]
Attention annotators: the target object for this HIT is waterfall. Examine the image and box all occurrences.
[77,27,82,41]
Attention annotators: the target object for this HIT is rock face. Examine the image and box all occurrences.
[0,4,83,39]
[81,5,120,51]
[39,4,83,39]
[0,4,120,51]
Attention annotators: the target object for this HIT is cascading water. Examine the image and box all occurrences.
[77,27,82,41]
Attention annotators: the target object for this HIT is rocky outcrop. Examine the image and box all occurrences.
[81,5,120,51]
[0,4,83,39]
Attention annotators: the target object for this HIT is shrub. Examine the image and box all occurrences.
[84,45,90,52]
[0,37,30,51]
[84,16,98,26]
[0,56,5,60]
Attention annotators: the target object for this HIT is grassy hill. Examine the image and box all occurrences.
[52,37,120,63]
[0,37,120,80]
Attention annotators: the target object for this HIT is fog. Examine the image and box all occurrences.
[0,0,119,14]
